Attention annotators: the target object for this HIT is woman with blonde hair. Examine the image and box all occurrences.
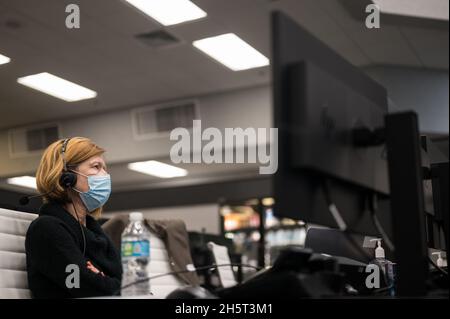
[25,137,122,298]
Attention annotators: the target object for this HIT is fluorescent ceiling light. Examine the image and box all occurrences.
[125,0,207,26]
[0,53,11,65]
[7,176,37,189]
[193,33,269,71]
[128,160,188,178]
[17,72,97,102]
[373,0,449,21]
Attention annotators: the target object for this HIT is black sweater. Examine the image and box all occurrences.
[25,202,122,298]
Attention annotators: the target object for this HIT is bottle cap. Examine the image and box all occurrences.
[129,212,144,221]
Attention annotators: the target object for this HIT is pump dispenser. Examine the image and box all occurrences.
[371,238,385,259]
[432,252,446,268]
[369,238,396,296]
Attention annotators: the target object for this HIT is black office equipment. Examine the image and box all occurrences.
[416,137,448,292]
[271,12,442,297]
[304,227,376,263]
[385,112,428,296]
[188,231,241,288]
[217,247,346,298]
[272,11,389,236]
[432,162,449,260]
[421,136,449,252]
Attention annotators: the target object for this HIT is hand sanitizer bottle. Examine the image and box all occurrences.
[370,238,395,296]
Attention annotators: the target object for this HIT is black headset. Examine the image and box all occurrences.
[19,138,77,205]
[59,138,77,189]
[19,138,87,256]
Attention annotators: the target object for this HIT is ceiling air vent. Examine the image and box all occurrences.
[8,123,60,158]
[135,30,181,49]
[132,100,199,140]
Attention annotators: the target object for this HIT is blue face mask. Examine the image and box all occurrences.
[71,171,111,212]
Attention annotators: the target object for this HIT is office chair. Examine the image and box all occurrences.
[0,208,38,298]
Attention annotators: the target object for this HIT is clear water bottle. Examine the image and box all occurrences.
[121,212,151,296]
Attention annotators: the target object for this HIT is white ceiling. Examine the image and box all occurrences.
[0,0,448,131]
[0,0,448,195]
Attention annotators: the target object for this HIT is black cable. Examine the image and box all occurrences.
[69,191,86,257]
[117,263,262,295]
[321,180,373,262]
[321,180,347,231]
[367,193,395,253]
[368,195,448,278]
[321,180,396,276]
[320,181,400,294]
[367,196,450,288]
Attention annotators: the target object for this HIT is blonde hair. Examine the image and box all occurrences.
[36,137,105,219]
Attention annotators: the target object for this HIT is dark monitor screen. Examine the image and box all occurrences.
[272,11,390,235]
[287,61,388,194]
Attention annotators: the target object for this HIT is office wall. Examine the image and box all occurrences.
[103,176,271,213]
[103,203,221,235]
[0,84,272,177]
[1,65,447,180]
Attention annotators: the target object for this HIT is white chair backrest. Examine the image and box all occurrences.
[0,208,38,299]
[207,242,237,288]
[146,231,186,298]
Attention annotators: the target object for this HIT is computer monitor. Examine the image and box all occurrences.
[421,136,448,252]
[271,11,438,296]
[272,11,389,236]
[431,161,449,258]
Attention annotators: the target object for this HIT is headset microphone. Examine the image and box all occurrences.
[19,190,53,206]
[19,196,31,206]
[19,195,33,206]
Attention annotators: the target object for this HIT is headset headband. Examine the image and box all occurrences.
[61,138,71,171]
